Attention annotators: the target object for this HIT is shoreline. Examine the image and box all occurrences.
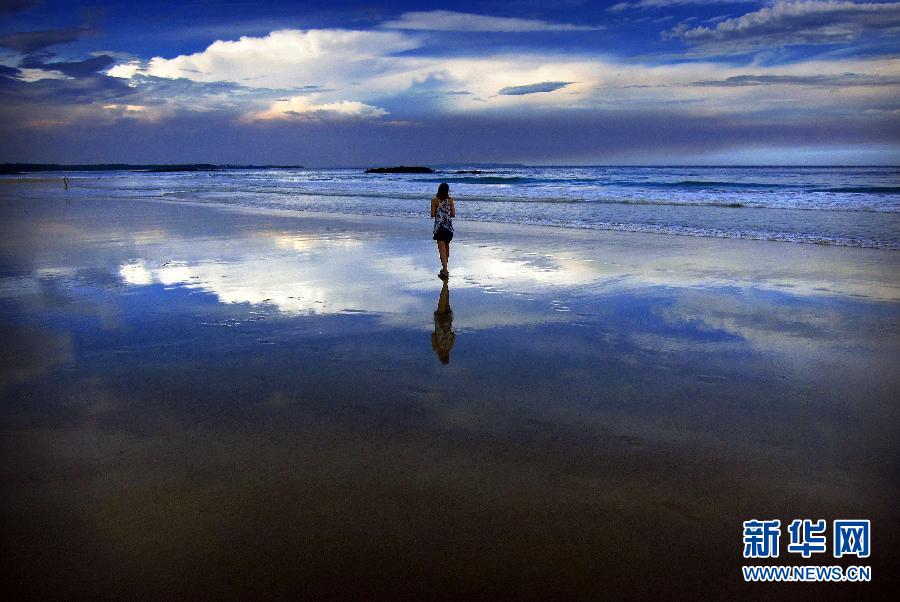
[3,168,899,250]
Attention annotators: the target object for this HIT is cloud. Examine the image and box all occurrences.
[105,61,143,79]
[668,1,900,50]
[0,64,20,79]
[14,68,69,82]
[609,0,751,12]
[244,96,388,122]
[0,68,134,106]
[498,81,573,95]
[115,28,420,91]
[692,73,900,87]
[0,27,92,53]
[380,10,603,31]
[102,104,148,113]
[0,0,40,14]
[20,54,116,78]
[0,61,277,128]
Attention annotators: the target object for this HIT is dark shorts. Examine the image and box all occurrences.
[433,226,453,242]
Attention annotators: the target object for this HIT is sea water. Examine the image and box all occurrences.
[6,166,899,249]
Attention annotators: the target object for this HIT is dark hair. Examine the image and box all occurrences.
[437,182,450,200]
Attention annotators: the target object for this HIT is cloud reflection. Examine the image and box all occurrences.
[106,213,900,334]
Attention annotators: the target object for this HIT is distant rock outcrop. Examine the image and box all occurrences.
[454,170,484,174]
[364,166,434,174]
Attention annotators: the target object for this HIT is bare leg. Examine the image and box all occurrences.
[437,241,448,271]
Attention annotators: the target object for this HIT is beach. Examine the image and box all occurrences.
[1,186,898,599]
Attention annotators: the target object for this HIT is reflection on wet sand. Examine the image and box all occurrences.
[431,280,456,364]
[1,194,899,598]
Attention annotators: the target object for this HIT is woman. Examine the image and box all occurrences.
[430,182,455,279]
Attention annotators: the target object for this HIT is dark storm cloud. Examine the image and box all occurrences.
[0,27,94,53]
[0,0,39,13]
[0,51,134,108]
[0,71,134,105]
[18,54,117,77]
[692,73,900,87]
[0,65,287,129]
[498,81,572,95]
[54,55,116,78]
[667,1,900,50]
[0,63,21,79]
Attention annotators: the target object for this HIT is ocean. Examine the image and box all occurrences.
[5,165,899,249]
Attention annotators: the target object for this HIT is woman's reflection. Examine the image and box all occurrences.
[431,280,456,364]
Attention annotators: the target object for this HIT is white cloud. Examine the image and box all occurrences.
[244,96,388,122]
[102,103,147,112]
[380,10,603,31]
[609,0,751,12]
[16,67,71,81]
[106,61,142,78]
[132,28,420,89]
[669,0,900,48]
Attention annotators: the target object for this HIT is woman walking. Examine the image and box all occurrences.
[430,182,455,279]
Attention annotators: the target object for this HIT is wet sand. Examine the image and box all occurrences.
[1,191,898,599]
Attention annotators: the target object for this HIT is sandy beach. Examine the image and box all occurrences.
[1,188,898,599]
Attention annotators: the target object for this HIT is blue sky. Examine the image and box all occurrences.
[1,0,899,165]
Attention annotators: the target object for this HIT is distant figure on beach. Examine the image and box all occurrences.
[430,182,455,279]
[431,280,456,364]
[63,176,69,190]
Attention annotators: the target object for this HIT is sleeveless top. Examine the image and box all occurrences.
[433,197,454,235]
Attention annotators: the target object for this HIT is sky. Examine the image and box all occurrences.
[1,0,899,166]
